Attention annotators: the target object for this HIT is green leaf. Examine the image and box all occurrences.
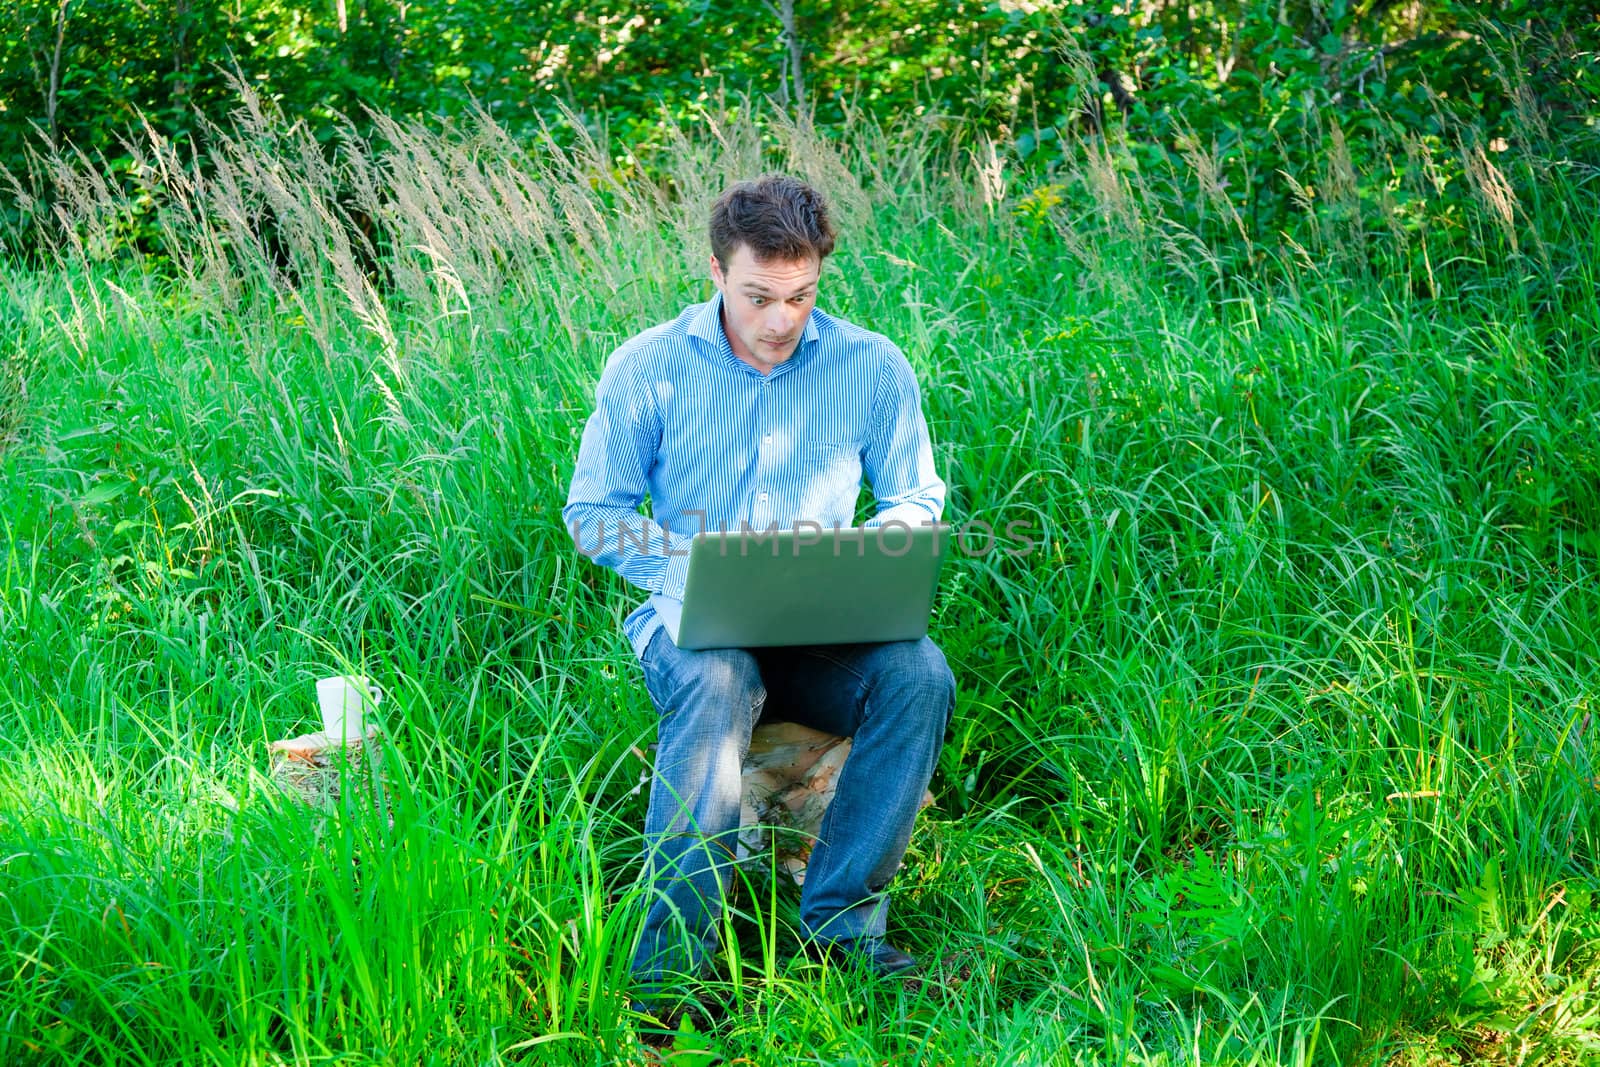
[80,480,131,507]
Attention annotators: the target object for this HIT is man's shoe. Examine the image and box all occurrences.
[627,997,726,1052]
[809,937,920,977]
[627,1000,676,1046]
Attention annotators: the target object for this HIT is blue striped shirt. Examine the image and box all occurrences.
[563,292,946,656]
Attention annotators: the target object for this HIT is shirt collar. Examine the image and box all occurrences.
[688,292,821,374]
[687,293,724,350]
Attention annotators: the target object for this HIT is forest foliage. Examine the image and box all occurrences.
[2,1,1596,262]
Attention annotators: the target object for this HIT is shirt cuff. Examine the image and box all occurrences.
[660,546,692,599]
[866,502,940,530]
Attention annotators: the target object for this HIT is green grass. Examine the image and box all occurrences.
[2,90,1599,1065]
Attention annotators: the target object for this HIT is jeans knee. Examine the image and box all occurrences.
[877,637,956,731]
[647,645,765,736]
[921,641,957,730]
[688,649,764,709]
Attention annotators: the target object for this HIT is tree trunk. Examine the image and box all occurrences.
[764,0,805,116]
[46,0,70,151]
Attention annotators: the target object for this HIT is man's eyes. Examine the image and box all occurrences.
[750,295,811,306]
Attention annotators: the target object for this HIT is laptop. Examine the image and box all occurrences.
[651,524,948,649]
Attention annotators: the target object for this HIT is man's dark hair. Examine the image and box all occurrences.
[710,174,836,268]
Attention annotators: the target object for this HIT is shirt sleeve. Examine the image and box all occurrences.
[863,345,946,529]
[562,348,693,599]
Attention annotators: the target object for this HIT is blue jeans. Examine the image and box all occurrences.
[630,631,956,988]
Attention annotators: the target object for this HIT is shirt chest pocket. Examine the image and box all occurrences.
[794,442,862,522]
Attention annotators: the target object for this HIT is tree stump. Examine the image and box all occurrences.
[738,722,934,885]
[267,727,391,822]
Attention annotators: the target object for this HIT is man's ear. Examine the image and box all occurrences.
[709,253,725,289]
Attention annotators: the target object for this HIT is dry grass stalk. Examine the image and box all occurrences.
[772,104,877,243]
[1462,143,1520,254]
[1174,124,1251,258]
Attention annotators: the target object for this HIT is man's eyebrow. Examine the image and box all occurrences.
[739,281,814,295]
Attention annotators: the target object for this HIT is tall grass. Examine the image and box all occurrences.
[2,79,1598,1065]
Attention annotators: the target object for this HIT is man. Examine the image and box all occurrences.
[562,174,955,1001]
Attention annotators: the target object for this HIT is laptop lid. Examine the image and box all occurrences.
[658,524,947,650]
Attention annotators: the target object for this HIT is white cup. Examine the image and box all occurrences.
[316,675,383,741]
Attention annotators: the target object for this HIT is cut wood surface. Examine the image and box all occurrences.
[739,722,934,885]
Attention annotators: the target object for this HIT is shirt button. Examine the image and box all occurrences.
[764,434,773,443]
[759,492,769,502]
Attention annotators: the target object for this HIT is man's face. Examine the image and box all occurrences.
[710,244,820,373]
